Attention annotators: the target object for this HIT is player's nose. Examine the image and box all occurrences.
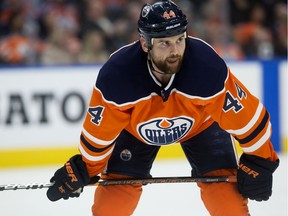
[169,43,180,55]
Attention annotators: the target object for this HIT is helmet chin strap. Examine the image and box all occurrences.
[147,38,167,75]
[147,53,166,75]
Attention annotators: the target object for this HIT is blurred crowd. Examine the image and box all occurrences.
[0,0,287,65]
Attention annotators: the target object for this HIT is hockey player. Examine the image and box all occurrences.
[47,1,279,215]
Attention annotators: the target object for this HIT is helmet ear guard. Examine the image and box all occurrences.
[138,0,188,50]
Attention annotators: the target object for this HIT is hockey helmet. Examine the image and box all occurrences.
[138,0,188,49]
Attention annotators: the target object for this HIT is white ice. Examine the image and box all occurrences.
[0,154,287,216]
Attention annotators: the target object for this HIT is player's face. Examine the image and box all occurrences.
[150,33,186,74]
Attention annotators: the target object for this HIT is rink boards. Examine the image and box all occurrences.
[0,60,287,168]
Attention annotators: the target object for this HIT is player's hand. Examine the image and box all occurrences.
[47,154,100,201]
[237,153,279,201]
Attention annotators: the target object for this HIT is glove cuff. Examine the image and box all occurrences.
[69,154,91,186]
[240,154,279,173]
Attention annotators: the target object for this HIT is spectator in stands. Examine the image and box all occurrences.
[80,0,115,53]
[40,26,81,65]
[108,1,142,49]
[272,2,287,57]
[0,1,40,65]
[37,0,82,65]
[195,0,244,60]
[78,30,109,64]
[232,4,274,58]
[229,0,252,26]
[0,0,25,37]
[37,0,79,40]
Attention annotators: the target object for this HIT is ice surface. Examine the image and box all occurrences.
[0,154,287,216]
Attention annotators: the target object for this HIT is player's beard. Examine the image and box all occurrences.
[152,54,183,74]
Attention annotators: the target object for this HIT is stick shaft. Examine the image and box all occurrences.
[0,176,236,191]
[96,176,236,186]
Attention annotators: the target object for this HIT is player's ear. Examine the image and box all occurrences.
[140,37,148,53]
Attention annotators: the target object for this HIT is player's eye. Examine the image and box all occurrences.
[176,36,185,44]
[159,41,170,47]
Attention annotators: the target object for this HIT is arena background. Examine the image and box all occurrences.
[0,1,287,215]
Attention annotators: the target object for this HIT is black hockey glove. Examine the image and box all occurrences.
[237,153,279,201]
[47,154,99,201]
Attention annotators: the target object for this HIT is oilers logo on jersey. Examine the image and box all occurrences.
[137,116,194,146]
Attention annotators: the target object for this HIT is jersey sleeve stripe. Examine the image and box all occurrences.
[82,128,117,146]
[203,115,211,122]
[80,134,114,153]
[241,122,271,153]
[79,143,115,162]
[226,102,263,135]
[235,110,269,144]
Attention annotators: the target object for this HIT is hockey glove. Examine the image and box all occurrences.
[237,153,279,201]
[47,154,100,201]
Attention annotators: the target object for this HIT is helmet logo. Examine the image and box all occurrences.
[142,5,151,18]
[163,10,176,19]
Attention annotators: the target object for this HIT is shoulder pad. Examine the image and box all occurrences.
[95,42,154,105]
[177,37,228,98]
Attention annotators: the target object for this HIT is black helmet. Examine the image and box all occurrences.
[138,0,188,49]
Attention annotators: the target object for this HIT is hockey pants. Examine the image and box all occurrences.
[92,169,249,216]
[92,124,249,215]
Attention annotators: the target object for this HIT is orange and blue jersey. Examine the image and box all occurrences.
[79,37,278,177]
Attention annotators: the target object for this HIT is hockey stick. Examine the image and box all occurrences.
[0,176,236,191]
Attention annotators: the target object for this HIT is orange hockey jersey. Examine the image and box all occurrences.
[79,37,278,177]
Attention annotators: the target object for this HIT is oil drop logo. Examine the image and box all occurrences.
[137,116,194,146]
